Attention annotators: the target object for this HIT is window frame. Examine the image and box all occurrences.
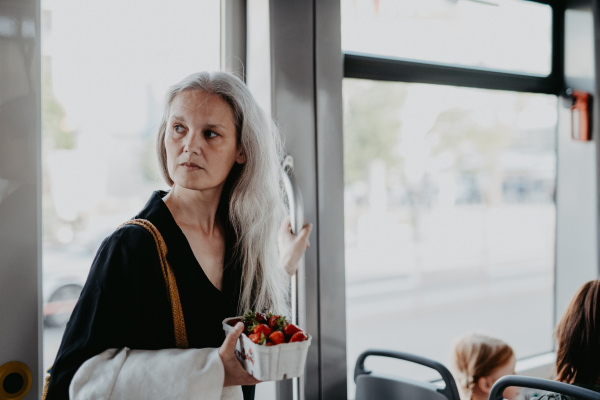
[344,0,565,96]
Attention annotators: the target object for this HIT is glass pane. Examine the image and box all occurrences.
[343,78,556,397]
[341,0,552,76]
[41,0,220,373]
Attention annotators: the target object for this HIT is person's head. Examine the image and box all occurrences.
[160,89,245,194]
[555,279,600,385]
[157,72,273,189]
[157,71,289,315]
[452,333,518,400]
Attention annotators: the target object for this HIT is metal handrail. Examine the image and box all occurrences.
[281,155,304,236]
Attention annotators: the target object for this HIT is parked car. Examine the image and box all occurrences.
[42,245,92,327]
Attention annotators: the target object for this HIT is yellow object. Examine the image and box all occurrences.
[0,361,32,400]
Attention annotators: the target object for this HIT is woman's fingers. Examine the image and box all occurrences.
[219,322,243,356]
[219,322,261,387]
[298,222,312,241]
[295,222,312,249]
[279,220,313,276]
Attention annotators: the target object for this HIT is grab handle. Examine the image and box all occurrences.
[281,155,304,236]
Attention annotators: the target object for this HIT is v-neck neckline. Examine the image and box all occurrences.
[136,190,226,296]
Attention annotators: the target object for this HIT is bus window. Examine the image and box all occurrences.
[343,79,556,397]
[341,0,552,76]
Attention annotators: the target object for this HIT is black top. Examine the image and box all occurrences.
[45,191,255,400]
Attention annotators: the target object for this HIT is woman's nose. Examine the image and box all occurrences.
[184,130,204,154]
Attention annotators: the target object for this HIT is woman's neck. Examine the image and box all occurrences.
[163,185,223,235]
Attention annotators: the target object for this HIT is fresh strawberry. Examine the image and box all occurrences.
[227,317,243,327]
[269,331,285,345]
[284,323,301,337]
[248,333,260,344]
[255,312,268,324]
[252,324,271,336]
[289,331,308,342]
[265,341,274,346]
[243,310,257,328]
[268,315,287,331]
[268,314,280,329]
[248,332,267,345]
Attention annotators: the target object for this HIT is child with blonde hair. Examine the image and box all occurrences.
[452,333,519,400]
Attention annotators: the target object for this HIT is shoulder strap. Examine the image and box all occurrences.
[119,219,189,349]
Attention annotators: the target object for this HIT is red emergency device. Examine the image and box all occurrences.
[569,90,592,141]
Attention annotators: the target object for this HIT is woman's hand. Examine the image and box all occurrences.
[219,322,261,387]
[278,217,313,276]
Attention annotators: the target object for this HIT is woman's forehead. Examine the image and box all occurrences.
[170,90,232,115]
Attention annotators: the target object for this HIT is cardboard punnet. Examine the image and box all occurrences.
[222,317,312,381]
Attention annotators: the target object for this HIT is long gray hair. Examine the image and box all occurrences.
[157,71,289,316]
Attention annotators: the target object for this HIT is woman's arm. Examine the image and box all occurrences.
[69,322,256,400]
[70,347,243,400]
[45,225,165,399]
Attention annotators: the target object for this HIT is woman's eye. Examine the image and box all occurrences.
[205,130,218,138]
[174,124,185,133]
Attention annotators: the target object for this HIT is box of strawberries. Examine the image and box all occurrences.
[222,311,311,381]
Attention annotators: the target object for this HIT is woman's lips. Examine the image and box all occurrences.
[180,162,202,169]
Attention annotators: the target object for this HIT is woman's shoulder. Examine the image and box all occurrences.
[89,221,160,280]
[98,222,156,253]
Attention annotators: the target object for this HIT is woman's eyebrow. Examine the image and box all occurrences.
[206,123,228,130]
[170,114,186,122]
[169,115,229,130]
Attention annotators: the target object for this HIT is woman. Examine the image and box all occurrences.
[534,279,600,400]
[45,71,312,400]
[452,333,519,400]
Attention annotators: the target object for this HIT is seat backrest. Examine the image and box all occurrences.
[356,373,449,400]
[489,376,600,400]
[354,350,461,400]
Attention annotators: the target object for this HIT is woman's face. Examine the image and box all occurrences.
[164,90,244,193]
[490,355,519,400]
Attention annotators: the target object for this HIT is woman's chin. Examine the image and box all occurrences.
[171,180,224,194]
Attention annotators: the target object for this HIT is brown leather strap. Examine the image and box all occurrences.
[120,219,189,349]
[42,374,50,399]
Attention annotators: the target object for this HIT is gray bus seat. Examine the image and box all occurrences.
[354,350,461,400]
[490,376,600,400]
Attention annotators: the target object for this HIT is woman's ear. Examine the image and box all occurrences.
[236,150,246,164]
